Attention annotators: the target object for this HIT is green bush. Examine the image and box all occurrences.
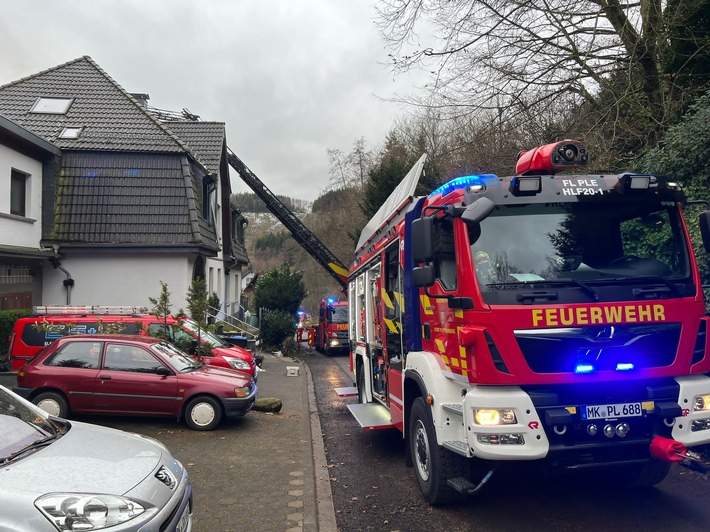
[0,309,32,363]
[260,310,296,350]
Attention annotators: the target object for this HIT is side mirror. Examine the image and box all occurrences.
[412,217,434,262]
[461,197,495,225]
[156,366,172,377]
[412,265,435,287]
[700,211,710,253]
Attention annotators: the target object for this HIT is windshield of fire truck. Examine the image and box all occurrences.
[469,199,692,300]
[329,305,349,324]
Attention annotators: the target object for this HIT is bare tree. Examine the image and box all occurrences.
[327,137,375,192]
[376,1,710,152]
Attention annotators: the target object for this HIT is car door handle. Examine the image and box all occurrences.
[99,375,111,380]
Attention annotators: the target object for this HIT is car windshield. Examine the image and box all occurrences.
[329,306,349,324]
[151,341,202,371]
[0,386,62,463]
[181,319,226,347]
[470,200,691,291]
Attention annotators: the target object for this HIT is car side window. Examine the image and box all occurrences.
[104,344,164,374]
[46,342,102,369]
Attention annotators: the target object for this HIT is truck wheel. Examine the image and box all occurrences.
[33,391,69,418]
[409,397,466,505]
[625,460,671,487]
[357,363,366,404]
[185,396,223,431]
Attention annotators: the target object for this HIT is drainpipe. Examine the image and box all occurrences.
[49,251,74,305]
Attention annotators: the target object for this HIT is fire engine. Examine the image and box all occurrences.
[312,297,349,355]
[346,141,710,504]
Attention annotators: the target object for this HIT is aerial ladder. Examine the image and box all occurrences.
[227,147,349,290]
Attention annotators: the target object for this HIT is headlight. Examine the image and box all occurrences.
[36,493,145,530]
[694,394,710,411]
[224,356,250,371]
[235,386,251,398]
[473,408,517,425]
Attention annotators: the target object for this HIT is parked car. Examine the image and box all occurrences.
[14,334,257,431]
[0,384,192,531]
[8,308,258,380]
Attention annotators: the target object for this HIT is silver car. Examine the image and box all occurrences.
[0,385,192,531]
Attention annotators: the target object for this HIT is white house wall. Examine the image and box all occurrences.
[42,253,192,312]
[0,143,43,247]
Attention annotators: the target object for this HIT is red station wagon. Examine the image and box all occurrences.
[14,334,258,431]
[8,307,258,380]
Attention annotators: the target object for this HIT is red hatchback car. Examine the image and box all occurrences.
[14,334,257,431]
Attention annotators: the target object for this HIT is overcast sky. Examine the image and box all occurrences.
[0,0,426,202]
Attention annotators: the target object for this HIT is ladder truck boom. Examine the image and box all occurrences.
[227,147,348,289]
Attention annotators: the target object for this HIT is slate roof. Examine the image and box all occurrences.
[0,56,188,153]
[163,121,225,175]
[53,152,218,253]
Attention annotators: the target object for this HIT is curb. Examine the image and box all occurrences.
[304,363,338,532]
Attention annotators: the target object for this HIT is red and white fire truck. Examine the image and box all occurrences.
[313,297,350,355]
[347,141,710,504]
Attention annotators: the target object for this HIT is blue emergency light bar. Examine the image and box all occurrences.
[428,174,496,198]
[575,364,595,374]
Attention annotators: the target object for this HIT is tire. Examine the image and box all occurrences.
[625,460,671,487]
[33,391,69,418]
[409,397,466,505]
[185,396,223,431]
[357,363,366,404]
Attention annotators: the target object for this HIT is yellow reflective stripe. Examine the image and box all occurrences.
[435,339,445,353]
[381,288,394,309]
[393,291,404,309]
[421,295,434,315]
[328,262,349,278]
[459,346,468,370]
[384,318,398,334]
[454,309,464,319]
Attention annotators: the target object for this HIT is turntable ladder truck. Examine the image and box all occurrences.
[347,142,710,505]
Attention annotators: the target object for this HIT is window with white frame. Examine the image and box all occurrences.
[10,169,28,217]
[30,97,73,114]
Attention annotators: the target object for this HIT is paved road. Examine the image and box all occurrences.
[304,350,710,532]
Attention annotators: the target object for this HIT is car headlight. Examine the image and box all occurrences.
[694,394,710,411]
[35,493,145,530]
[224,356,250,371]
[235,386,251,398]
[473,408,517,425]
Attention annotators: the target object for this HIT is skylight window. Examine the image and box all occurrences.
[58,127,83,139]
[30,97,73,114]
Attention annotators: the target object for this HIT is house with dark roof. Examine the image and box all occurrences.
[0,114,61,310]
[0,56,249,313]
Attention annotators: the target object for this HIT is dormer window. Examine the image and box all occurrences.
[58,126,83,139]
[30,97,73,114]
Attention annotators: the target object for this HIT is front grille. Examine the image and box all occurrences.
[514,323,681,373]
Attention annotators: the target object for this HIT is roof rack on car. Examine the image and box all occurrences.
[33,305,149,316]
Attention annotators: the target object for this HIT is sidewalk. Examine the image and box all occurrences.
[253,350,337,532]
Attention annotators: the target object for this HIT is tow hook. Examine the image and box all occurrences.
[650,436,710,474]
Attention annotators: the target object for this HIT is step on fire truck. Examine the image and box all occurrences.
[346,141,710,505]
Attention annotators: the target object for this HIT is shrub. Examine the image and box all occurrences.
[260,310,296,350]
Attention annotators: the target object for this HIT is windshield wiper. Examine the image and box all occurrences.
[0,434,59,465]
[553,278,599,301]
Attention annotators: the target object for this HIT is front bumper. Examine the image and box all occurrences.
[221,385,258,418]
